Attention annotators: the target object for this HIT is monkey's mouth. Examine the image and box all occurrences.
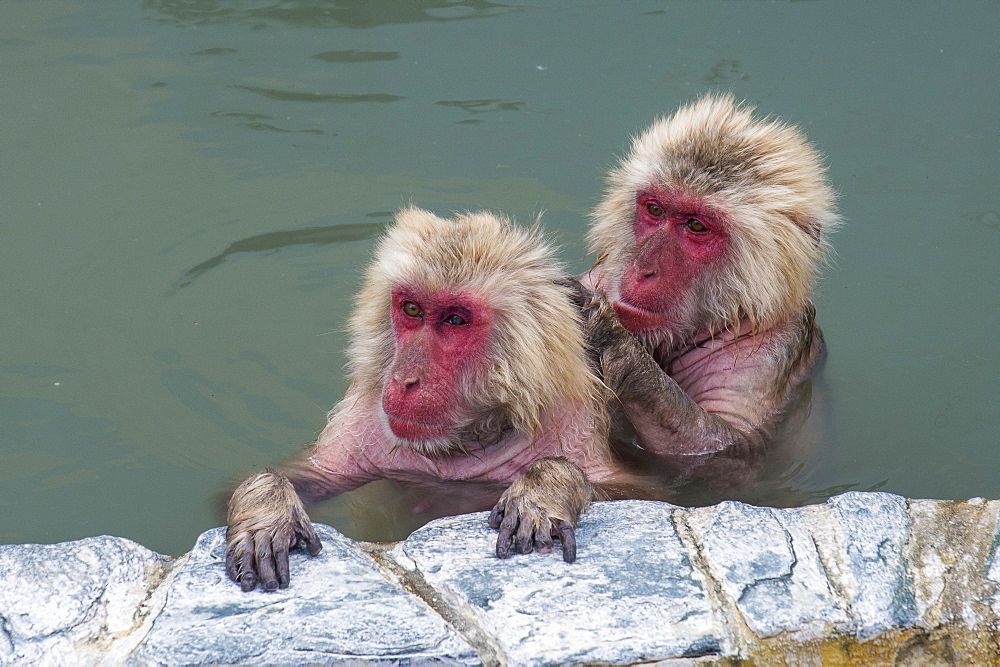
[385,413,453,443]
[613,299,672,333]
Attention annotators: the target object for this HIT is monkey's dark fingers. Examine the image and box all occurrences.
[272,525,294,589]
[556,520,578,563]
[224,539,241,582]
[515,516,537,555]
[495,508,519,559]
[254,532,280,592]
[555,274,592,310]
[294,519,323,557]
[275,543,291,589]
[586,300,628,344]
[236,540,258,592]
[534,529,554,555]
[487,504,505,530]
[225,532,259,590]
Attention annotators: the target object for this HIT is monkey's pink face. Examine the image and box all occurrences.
[614,188,729,334]
[381,286,493,444]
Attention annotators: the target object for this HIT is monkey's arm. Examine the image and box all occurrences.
[602,339,769,486]
[488,456,594,563]
[585,292,815,487]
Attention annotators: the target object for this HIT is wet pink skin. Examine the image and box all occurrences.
[307,396,619,493]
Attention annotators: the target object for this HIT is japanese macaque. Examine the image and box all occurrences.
[583,94,838,488]
[227,207,625,592]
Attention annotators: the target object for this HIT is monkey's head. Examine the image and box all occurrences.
[348,207,599,456]
[589,94,838,345]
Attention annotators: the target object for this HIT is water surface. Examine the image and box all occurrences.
[1,1,997,555]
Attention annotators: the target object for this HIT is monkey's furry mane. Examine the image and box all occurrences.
[348,206,601,444]
[590,93,839,339]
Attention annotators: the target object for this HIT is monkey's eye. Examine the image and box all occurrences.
[443,314,467,326]
[401,301,422,318]
[645,202,664,217]
[685,218,707,232]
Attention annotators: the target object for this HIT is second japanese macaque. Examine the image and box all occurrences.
[584,94,839,488]
[227,207,628,592]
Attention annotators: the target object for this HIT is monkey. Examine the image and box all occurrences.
[581,94,839,489]
[226,207,632,592]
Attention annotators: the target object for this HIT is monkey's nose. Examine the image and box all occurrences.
[402,377,420,389]
[641,269,657,280]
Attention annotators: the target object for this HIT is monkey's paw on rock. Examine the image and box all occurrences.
[2,494,1000,665]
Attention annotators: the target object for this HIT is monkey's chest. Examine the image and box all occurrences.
[375,438,579,485]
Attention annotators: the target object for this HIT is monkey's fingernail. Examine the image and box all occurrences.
[278,575,289,587]
[240,575,257,592]
[305,538,323,556]
[263,579,278,592]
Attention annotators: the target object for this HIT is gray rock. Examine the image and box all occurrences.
[389,500,726,665]
[132,525,477,665]
[684,501,849,640]
[0,536,170,665]
[3,493,999,664]
[907,497,1000,633]
[826,491,917,638]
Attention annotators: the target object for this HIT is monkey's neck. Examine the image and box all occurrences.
[651,317,758,369]
[442,400,593,459]
[456,409,516,450]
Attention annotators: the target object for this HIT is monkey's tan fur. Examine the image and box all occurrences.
[226,467,315,584]
[590,94,838,341]
[494,455,593,528]
[228,468,305,532]
[345,207,604,455]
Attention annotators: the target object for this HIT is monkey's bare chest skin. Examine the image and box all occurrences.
[309,397,616,489]
[603,315,821,485]
[657,328,786,420]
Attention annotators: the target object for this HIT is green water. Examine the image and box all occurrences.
[1,1,996,556]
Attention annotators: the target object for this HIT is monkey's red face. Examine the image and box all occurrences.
[381,286,493,444]
[613,188,730,334]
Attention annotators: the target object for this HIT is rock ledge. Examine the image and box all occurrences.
[1,492,998,664]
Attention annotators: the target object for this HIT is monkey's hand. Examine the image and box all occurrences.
[225,468,322,592]
[577,287,641,380]
[488,456,593,563]
[555,274,595,312]
[555,274,632,373]
[582,289,631,350]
